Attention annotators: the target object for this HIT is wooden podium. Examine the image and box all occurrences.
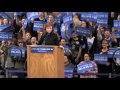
[27,45,64,78]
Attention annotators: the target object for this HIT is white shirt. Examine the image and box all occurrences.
[87,36,95,50]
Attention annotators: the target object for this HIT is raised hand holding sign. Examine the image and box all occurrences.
[77,61,94,73]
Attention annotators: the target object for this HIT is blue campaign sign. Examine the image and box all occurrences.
[31,46,54,53]
[58,12,67,15]
[8,32,13,40]
[64,67,74,78]
[64,45,69,53]
[114,50,120,58]
[10,47,26,57]
[81,12,93,21]
[77,61,94,73]
[96,12,108,19]
[77,12,82,15]
[113,20,120,29]
[63,15,73,25]
[10,47,20,57]
[61,23,73,39]
[91,12,98,22]
[67,12,73,16]
[64,46,71,56]
[94,54,108,65]
[64,67,74,73]
[95,12,108,25]
[113,20,120,37]
[76,26,91,37]
[81,12,98,22]
[0,12,13,21]
[80,12,108,23]
[55,17,61,26]
[14,12,22,16]
[108,48,118,58]
[97,18,108,25]
[109,48,120,58]
[61,24,66,38]
[24,20,27,29]
[21,47,26,57]
[114,32,120,38]
[68,26,74,38]
[33,21,45,31]
[54,27,58,32]
[27,12,39,23]
[0,24,11,32]
[64,74,73,78]
[0,32,12,41]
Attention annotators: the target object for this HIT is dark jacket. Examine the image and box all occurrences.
[81,36,98,60]
[23,39,31,47]
[38,32,58,45]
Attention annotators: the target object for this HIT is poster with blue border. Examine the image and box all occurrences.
[64,67,74,78]
[33,21,45,31]
[76,26,91,37]
[31,46,54,53]
[94,54,108,64]
[10,47,26,57]
[0,32,12,41]
[27,12,39,23]
[0,24,11,32]
[63,15,73,25]
[109,48,120,58]
[77,61,94,73]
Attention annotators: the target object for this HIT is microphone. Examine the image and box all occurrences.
[19,28,22,33]
[43,33,49,45]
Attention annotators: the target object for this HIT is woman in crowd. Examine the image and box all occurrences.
[38,23,59,45]
[97,25,106,40]
[97,40,113,78]
[79,53,98,78]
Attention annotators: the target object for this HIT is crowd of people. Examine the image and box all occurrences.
[0,12,120,78]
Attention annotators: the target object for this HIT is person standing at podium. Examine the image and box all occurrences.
[38,23,59,45]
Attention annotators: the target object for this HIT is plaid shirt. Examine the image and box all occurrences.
[79,61,98,78]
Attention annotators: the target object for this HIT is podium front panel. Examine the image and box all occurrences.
[27,45,64,78]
